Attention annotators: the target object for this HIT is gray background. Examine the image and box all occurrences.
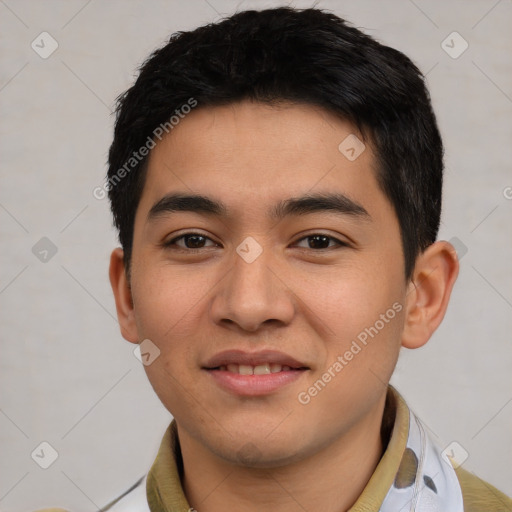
[1,0,511,510]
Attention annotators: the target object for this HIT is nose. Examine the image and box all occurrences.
[210,242,295,333]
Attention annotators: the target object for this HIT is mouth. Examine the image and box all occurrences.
[212,363,300,374]
[203,350,309,396]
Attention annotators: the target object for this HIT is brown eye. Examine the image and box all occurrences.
[165,233,218,250]
[294,234,346,250]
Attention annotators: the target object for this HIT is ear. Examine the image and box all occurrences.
[109,248,139,343]
[401,241,459,349]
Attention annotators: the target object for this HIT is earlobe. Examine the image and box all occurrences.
[109,248,139,343]
[401,241,459,349]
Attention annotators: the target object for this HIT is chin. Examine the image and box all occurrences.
[217,440,306,469]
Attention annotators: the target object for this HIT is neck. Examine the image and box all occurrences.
[178,392,392,512]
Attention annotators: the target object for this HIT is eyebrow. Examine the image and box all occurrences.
[147,192,371,222]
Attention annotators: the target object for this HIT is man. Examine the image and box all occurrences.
[39,6,512,512]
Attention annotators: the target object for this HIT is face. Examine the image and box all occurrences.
[124,101,408,466]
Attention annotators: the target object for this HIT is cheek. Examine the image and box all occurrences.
[304,256,405,385]
[131,263,207,359]
[305,279,404,417]
[132,264,208,416]
[130,258,237,410]
[301,259,403,339]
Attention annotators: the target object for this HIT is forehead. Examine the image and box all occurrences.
[136,100,388,224]
[148,100,368,170]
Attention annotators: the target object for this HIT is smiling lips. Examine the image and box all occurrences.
[203,350,309,396]
[219,363,294,375]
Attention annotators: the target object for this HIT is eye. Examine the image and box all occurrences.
[164,232,219,250]
[293,233,347,250]
[163,232,348,252]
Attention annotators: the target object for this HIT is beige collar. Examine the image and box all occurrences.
[146,386,410,511]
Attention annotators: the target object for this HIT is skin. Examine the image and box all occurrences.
[110,100,459,512]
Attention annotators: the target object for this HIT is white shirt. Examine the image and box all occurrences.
[102,475,150,512]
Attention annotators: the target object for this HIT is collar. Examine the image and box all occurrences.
[145,386,452,511]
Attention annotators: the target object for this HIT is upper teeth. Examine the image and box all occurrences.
[218,363,292,374]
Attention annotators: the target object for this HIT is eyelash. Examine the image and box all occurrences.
[163,232,348,252]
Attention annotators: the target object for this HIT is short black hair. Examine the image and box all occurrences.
[107,6,443,280]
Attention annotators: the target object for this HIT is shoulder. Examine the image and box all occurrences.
[455,466,512,512]
[33,475,149,512]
